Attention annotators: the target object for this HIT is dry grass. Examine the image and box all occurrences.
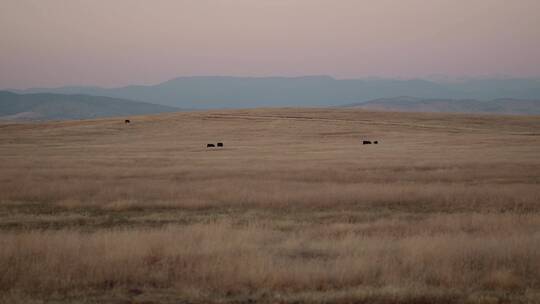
[0,108,539,303]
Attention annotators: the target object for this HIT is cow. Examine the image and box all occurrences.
[374,141,378,144]
[207,144,215,148]
[363,140,372,145]
[217,142,224,147]
[125,119,130,124]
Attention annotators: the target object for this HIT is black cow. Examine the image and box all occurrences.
[374,141,378,144]
[217,142,224,147]
[207,144,215,148]
[125,119,130,124]
[363,140,372,145]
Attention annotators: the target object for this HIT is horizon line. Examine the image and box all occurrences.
[4,74,540,91]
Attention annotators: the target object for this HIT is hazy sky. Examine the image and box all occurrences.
[1,0,540,89]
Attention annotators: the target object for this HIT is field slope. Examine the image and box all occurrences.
[0,108,539,303]
[0,91,179,121]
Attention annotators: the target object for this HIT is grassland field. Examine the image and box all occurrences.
[1,108,539,303]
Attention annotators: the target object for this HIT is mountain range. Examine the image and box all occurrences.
[9,76,540,109]
[3,76,540,119]
[0,91,179,121]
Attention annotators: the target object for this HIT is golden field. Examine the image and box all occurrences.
[0,108,539,303]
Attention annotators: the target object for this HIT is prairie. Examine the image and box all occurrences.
[0,108,539,303]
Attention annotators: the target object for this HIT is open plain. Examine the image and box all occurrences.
[1,108,539,303]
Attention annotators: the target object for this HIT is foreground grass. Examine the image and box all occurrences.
[0,108,539,303]
[1,218,540,303]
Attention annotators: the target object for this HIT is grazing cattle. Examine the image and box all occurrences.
[217,142,224,147]
[125,119,130,124]
[207,144,215,148]
[363,140,372,145]
[374,141,378,144]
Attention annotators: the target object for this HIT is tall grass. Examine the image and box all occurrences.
[1,216,539,296]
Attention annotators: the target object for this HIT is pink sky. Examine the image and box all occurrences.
[1,0,540,89]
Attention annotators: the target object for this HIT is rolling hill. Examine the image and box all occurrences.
[0,91,180,121]
[341,96,540,115]
[10,76,540,109]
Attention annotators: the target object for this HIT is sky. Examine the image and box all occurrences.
[1,0,540,89]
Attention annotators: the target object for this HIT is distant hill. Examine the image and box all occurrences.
[341,97,540,115]
[0,91,179,121]
[9,76,540,109]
